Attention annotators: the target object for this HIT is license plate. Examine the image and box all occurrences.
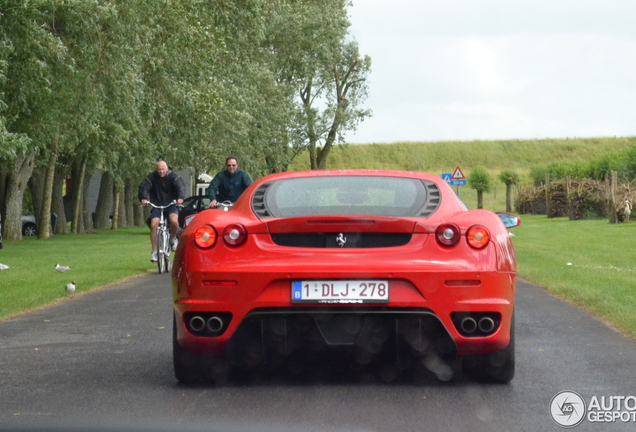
[291,280,389,304]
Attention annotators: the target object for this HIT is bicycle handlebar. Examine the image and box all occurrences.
[144,200,182,209]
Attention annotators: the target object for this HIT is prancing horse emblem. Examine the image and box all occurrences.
[336,233,347,247]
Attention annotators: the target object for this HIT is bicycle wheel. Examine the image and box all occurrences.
[164,248,171,273]
[157,228,168,273]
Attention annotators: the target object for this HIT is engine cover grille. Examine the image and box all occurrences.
[271,232,411,248]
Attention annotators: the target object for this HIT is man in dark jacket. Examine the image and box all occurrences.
[138,161,185,262]
[207,156,254,208]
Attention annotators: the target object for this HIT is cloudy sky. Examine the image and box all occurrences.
[346,0,636,143]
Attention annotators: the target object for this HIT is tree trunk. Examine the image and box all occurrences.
[477,191,484,209]
[94,171,114,229]
[27,167,45,222]
[125,178,136,227]
[505,183,512,213]
[52,167,68,234]
[82,168,93,233]
[38,140,58,239]
[111,182,120,230]
[4,154,35,240]
[71,158,87,234]
[118,182,127,228]
[0,171,7,218]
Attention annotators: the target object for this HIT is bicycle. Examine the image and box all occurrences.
[146,201,179,274]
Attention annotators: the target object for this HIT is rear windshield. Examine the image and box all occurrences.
[258,176,437,217]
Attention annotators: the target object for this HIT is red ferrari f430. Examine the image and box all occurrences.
[172,170,520,384]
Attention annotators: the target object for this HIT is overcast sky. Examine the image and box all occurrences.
[346,0,636,144]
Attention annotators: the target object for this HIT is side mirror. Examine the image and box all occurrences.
[496,212,521,228]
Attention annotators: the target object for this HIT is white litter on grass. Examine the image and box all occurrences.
[567,263,573,266]
[0,263,10,270]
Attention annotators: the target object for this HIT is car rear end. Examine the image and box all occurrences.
[172,170,517,382]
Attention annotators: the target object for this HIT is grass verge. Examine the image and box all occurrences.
[0,227,155,319]
[513,215,636,339]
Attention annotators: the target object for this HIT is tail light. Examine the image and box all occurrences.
[436,223,461,247]
[467,225,490,249]
[194,225,217,249]
[223,224,247,246]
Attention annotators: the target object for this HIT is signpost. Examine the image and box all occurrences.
[442,167,466,195]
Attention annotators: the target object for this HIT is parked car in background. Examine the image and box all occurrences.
[178,195,210,227]
[22,215,37,236]
[0,214,38,245]
[172,169,520,384]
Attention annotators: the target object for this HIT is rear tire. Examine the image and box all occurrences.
[464,313,515,383]
[173,315,229,384]
[173,315,203,383]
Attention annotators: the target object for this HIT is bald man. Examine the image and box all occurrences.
[138,161,185,262]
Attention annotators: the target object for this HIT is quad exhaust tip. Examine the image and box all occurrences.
[188,315,224,334]
[460,317,477,334]
[206,316,223,332]
[458,315,497,335]
[189,315,206,332]
[478,316,495,333]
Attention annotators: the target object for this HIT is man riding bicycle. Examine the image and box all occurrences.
[138,161,185,262]
[207,156,253,208]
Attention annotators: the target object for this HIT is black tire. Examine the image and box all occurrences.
[164,252,171,273]
[157,252,166,274]
[173,315,203,383]
[22,223,37,236]
[173,315,229,384]
[464,313,515,384]
[157,230,168,273]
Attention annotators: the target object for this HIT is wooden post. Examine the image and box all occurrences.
[545,173,550,217]
[566,176,572,220]
[608,171,617,224]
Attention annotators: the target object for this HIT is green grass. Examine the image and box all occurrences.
[0,227,155,319]
[513,215,636,339]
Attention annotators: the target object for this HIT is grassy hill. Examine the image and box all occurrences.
[289,136,635,211]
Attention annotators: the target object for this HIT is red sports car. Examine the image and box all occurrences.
[172,170,520,384]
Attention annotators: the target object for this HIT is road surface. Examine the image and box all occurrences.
[1,275,635,431]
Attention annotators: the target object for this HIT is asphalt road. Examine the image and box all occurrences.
[1,274,635,432]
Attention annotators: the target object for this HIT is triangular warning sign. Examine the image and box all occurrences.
[452,167,465,180]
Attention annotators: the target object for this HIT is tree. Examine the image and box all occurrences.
[304,41,372,170]
[1,0,367,238]
[498,170,520,212]
[468,167,492,209]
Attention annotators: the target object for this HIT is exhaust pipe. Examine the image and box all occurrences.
[478,316,496,333]
[460,317,477,334]
[206,316,224,333]
[189,315,206,332]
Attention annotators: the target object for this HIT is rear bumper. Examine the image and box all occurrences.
[173,269,515,358]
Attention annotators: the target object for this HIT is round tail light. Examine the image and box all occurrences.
[436,223,461,247]
[467,225,490,249]
[194,225,218,249]
[223,224,247,246]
